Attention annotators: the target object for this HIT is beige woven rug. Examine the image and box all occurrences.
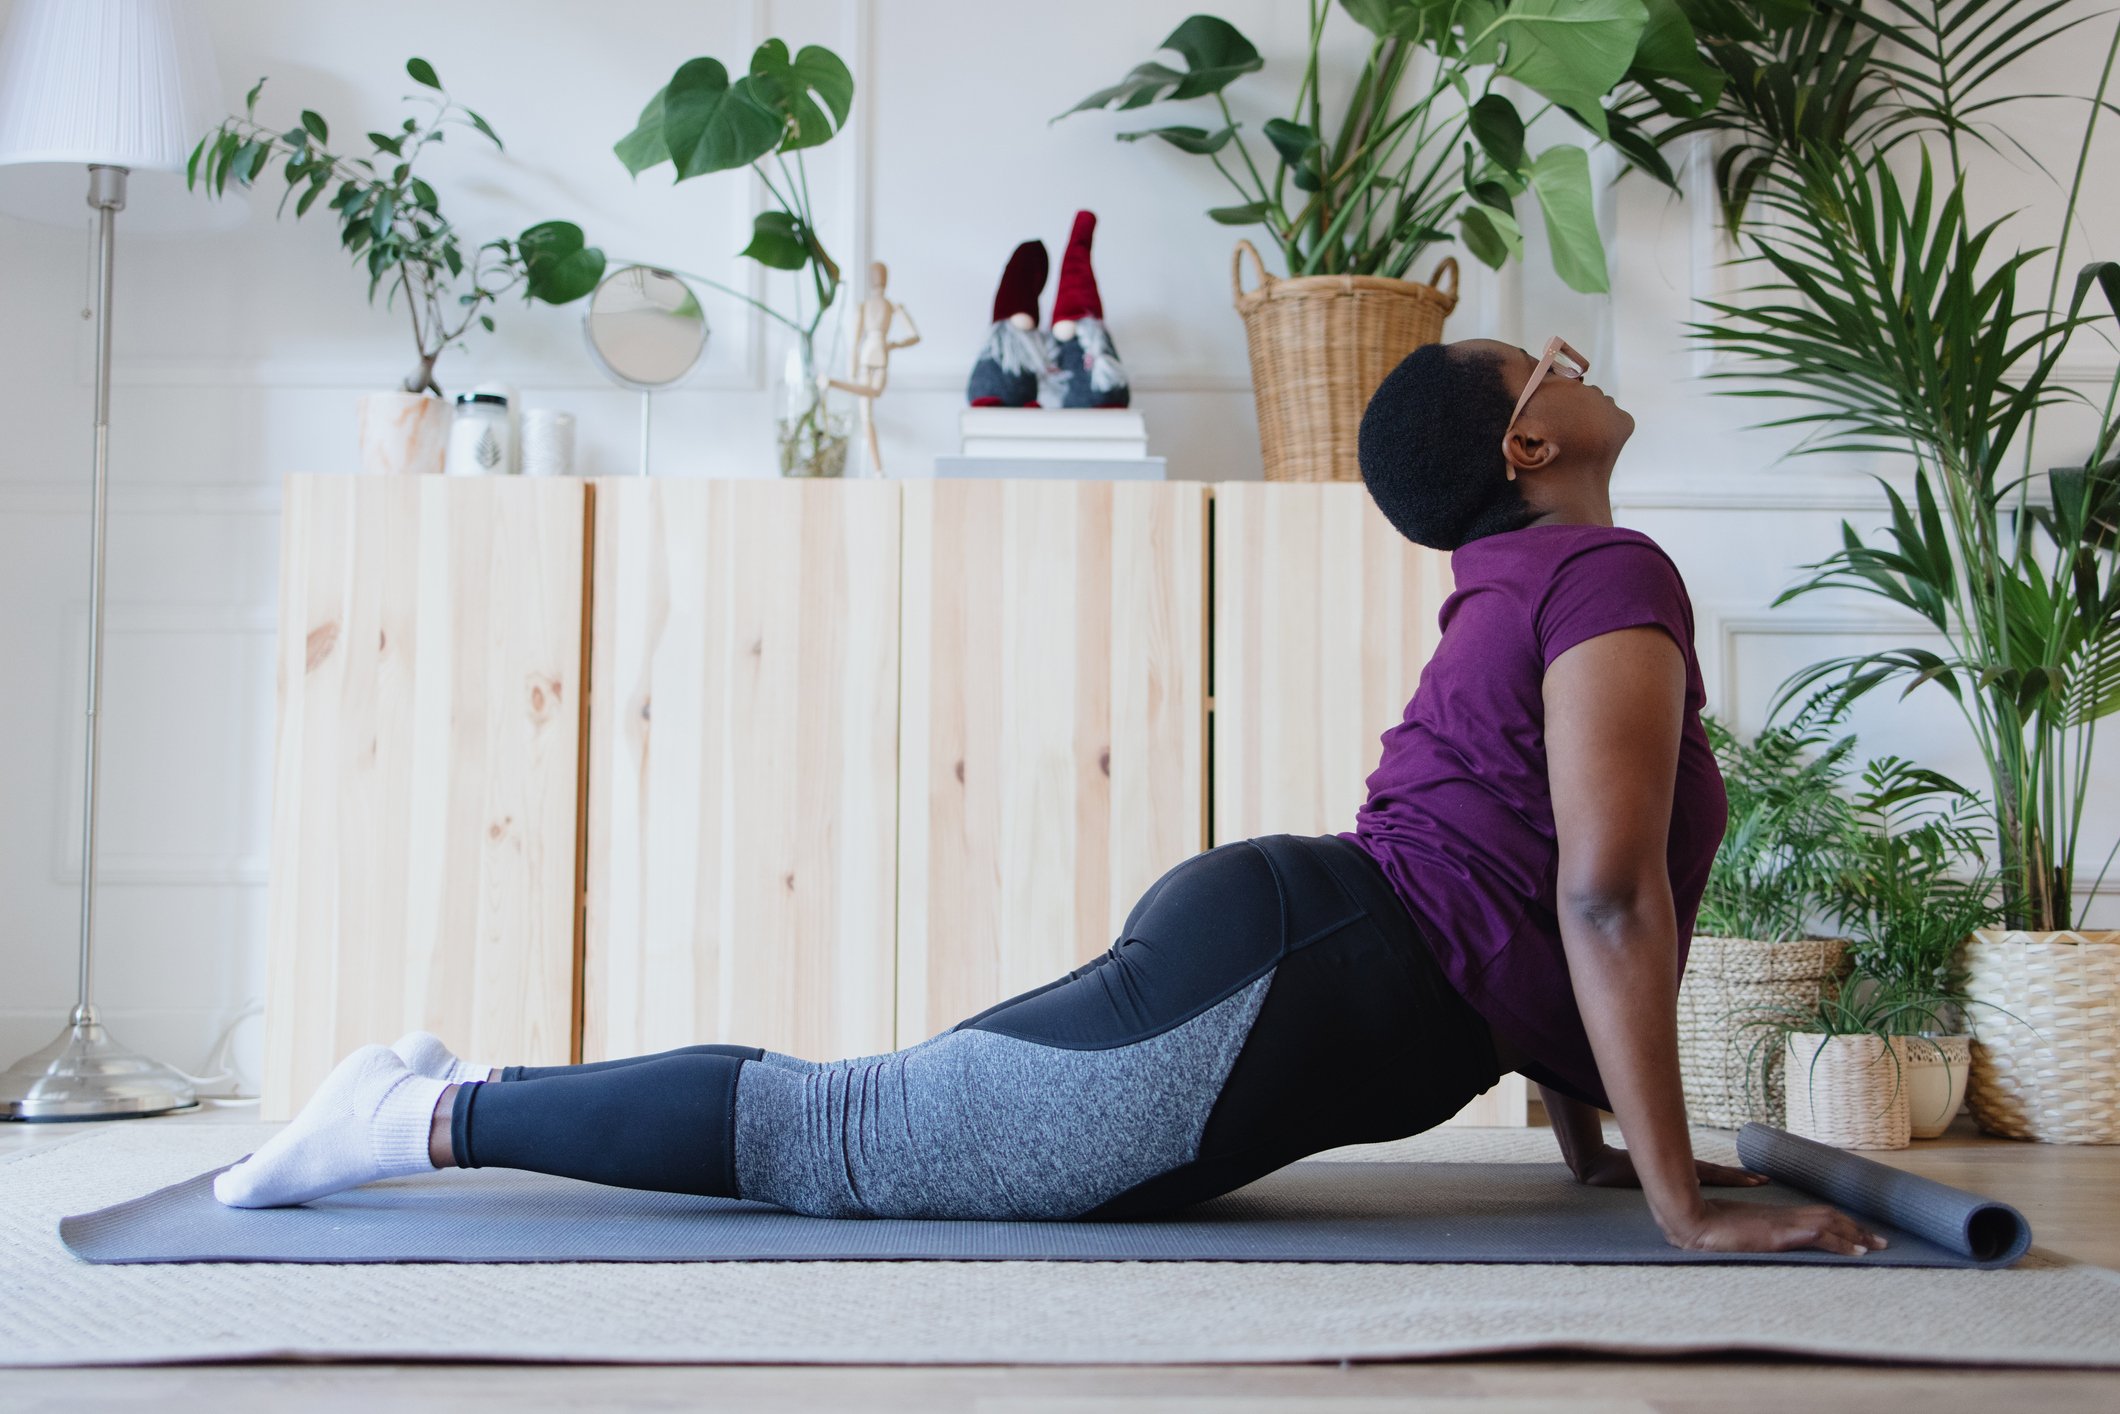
[4,1123,2116,1369]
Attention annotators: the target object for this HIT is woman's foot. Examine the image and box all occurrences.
[213,1044,447,1208]
[390,1029,497,1084]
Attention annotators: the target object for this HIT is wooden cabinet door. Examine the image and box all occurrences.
[581,479,900,1064]
[1210,482,1525,1124]
[261,474,585,1119]
[896,480,1209,1044]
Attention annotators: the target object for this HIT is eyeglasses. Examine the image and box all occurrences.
[1502,335,1588,480]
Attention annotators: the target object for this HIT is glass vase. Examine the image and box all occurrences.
[777,335,849,478]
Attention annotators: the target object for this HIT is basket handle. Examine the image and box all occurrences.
[1232,239,1273,303]
[1428,256,1460,305]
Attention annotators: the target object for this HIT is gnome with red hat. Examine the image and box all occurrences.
[1046,210,1129,409]
[966,240,1050,407]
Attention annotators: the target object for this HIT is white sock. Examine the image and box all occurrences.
[390,1029,496,1084]
[213,1044,447,1208]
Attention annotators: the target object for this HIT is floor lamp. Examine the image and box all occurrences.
[0,0,230,1120]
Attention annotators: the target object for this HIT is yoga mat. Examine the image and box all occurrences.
[1736,1122,2032,1266]
[60,1126,2029,1269]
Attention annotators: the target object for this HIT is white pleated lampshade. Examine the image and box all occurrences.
[0,0,241,231]
[0,0,223,169]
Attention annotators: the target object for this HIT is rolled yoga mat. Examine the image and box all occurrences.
[1735,1122,2032,1266]
[61,1126,2030,1269]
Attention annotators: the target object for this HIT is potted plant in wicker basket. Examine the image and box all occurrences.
[1824,758,2004,1139]
[1678,701,1857,1129]
[1057,3,1730,481]
[1678,1,2120,1142]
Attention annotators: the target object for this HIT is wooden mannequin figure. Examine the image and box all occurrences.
[828,261,922,475]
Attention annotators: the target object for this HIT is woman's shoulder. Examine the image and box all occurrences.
[1459,522,1682,584]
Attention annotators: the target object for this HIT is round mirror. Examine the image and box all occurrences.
[582,264,708,390]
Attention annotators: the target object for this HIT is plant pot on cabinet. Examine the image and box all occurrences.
[1784,1032,1914,1149]
[1963,928,2120,1143]
[1675,935,1849,1128]
[1904,1033,1972,1139]
[1231,240,1458,483]
[355,391,451,476]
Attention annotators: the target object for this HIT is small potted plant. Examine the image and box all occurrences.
[1824,757,2004,1138]
[1761,989,1925,1150]
[1678,698,1857,1128]
[611,39,857,477]
[189,58,606,475]
[1057,4,1731,480]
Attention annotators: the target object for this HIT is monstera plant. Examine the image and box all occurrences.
[611,39,858,476]
[1059,2,1728,291]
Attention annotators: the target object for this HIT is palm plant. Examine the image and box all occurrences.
[1826,755,2004,1024]
[1698,696,1860,941]
[1679,0,2120,931]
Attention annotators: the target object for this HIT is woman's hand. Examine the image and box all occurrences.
[1663,1198,1890,1256]
[1572,1142,1767,1191]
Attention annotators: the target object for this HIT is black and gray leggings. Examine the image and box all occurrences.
[450,832,1504,1220]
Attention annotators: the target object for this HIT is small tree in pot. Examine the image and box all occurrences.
[189,58,606,473]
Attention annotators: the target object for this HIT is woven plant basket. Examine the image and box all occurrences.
[1675,936,1849,1129]
[1231,240,1459,483]
[1963,928,2120,1144]
[1784,1033,1915,1149]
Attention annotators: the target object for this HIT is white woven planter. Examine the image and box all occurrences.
[1676,936,1848,1128]
[1903,1033,1972,1139]
[1783,1033,1913,1150]
[1964,929,2120,1144]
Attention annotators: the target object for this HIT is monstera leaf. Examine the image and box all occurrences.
[1059,16,1263,117]
[748,40,854,151]
[1495,0,1649,137]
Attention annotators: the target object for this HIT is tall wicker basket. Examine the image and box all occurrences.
[1963,928,2120,1143]
[1231,240,1459,483]
[1675,936,1849,1129]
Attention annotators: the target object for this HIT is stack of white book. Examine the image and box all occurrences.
[932,408,1165,480]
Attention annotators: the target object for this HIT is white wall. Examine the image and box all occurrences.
[2,0,2115,1092]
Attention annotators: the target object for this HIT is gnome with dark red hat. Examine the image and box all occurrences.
[966,239,1050,407]
[1046,210,1129,409]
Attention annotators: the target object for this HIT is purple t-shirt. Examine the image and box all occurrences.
[1338,522,1728,1110]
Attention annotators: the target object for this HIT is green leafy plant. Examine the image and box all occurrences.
[188,58,606,396]
[611,39,854,472]
[1826,755,2004,1025]
[1678,0,2120,930]
[1056,3,1730,293]
[1697,694,1859,942]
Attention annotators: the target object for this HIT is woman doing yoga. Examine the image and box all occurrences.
[218,335,1887,1257]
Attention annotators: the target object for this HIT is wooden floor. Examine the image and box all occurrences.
[5,1111,2116,1411]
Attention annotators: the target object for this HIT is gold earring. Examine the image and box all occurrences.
[1504,465,1517,481]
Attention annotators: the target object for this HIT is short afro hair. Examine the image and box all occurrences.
[1357,342,1535,551]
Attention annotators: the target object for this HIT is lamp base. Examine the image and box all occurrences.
[0,1006,198,1121]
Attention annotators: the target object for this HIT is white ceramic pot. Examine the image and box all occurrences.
[1903,1034,1972,1139]
[355,390,451,476]
[1783,1033,1913,1150]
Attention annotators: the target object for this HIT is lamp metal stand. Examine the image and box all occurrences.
[0,164,198,1121]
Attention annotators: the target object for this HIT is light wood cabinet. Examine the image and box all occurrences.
[896,481,1208,1044]
[262,476,584,1119]
[265,474,1522,1125]
[581,479,900,1065]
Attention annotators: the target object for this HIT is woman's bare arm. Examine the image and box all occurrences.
[1543,626,1885,1255]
